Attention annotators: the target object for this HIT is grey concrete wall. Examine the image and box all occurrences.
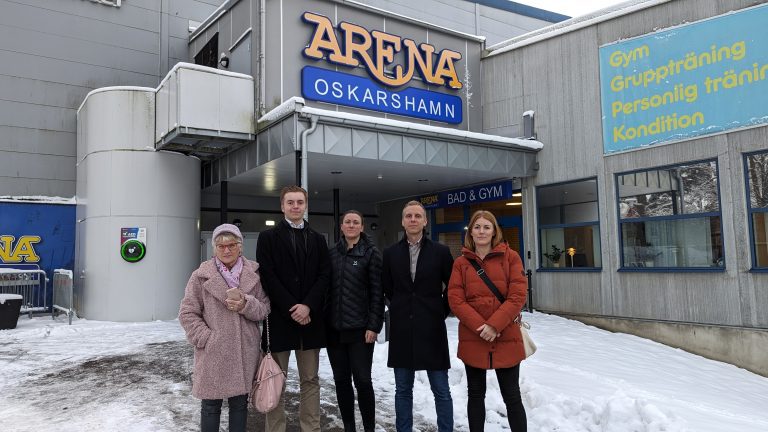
[561,313,768,378]
[483,0,768,330]
[0,0,224,197]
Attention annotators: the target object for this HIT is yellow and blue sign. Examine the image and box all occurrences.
[301,11,464,124]
[0,202,75,307]
[599,4,768,154]
[0,235,41,263]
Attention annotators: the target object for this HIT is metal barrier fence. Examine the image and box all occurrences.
[52,269,75,325]
[0,268,48,318]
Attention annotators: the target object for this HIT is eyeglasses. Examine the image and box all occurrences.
[215,243,240,252]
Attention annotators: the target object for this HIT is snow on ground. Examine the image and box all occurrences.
[1,312,767,431]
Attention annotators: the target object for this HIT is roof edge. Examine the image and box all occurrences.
[485,0,673,57]
[256,96,542,151]
[468,0,570,23]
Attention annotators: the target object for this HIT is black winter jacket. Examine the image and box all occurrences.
[327,232,384,333]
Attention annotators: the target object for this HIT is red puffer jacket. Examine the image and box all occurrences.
[447,242,528,369]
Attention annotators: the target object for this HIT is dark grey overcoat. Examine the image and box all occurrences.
[382,236,453,370]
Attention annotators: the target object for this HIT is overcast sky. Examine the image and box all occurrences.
[515,0,632,18]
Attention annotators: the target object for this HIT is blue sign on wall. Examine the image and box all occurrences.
[419,180,514,209]
[301,66,463,124]
[599,4,768,154]
[0,202,76,308]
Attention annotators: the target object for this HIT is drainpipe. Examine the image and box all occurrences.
[299,115,319,220]
[258,0,266,115]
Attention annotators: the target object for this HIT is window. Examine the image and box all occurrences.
[536,178,601,270]
[194,33,219,68]
[435,207,463,224]
[616,160,724,270]
[745,151,768,269]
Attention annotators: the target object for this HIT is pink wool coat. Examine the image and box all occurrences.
[179,258,270,400]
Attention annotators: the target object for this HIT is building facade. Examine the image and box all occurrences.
[2,0,767,375]
[2,0,559,320]
[484,0,768,375]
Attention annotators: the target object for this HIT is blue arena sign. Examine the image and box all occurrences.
[301,66,463,124]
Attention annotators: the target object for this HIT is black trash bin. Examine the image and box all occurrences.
[0,294,23,330]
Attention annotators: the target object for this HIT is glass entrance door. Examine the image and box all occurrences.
[431,192,524,259]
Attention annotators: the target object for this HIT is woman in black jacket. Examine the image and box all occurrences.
[327,210,384,432]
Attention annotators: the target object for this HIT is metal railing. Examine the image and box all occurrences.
[52,269,75,325]
[0,268,48,318]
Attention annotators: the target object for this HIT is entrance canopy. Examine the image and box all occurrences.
[202,98,542,203]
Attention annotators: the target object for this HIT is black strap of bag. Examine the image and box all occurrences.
[468,259,505,303]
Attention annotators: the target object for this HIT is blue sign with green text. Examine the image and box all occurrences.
[599,4,768,154]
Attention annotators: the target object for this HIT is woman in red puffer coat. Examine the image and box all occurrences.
[447,210,528,432]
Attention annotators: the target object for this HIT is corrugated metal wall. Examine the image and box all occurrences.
[0,0,223,197]
[356,0,557,45]
[483,0,768,329]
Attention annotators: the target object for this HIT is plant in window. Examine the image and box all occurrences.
[543,245,563,267]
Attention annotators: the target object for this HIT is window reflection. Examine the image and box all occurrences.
[616,160,724,269]
[618,161,719,219]
[746,152,768,268]
[747,153,768,209]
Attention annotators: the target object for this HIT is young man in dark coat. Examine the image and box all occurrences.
[256,185,331,432]
[382,200,454,432]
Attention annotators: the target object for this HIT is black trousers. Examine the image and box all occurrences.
[327,341,376,431]
[464,363,527,432]
[201,393,248,432]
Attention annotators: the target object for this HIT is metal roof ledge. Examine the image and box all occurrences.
[257,97,543,152]
[202,97,542,189]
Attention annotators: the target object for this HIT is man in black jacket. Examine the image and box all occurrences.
[382,200,454,432]
[256,185,330,432]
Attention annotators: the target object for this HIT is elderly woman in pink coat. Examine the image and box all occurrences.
[179,223,270,432]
